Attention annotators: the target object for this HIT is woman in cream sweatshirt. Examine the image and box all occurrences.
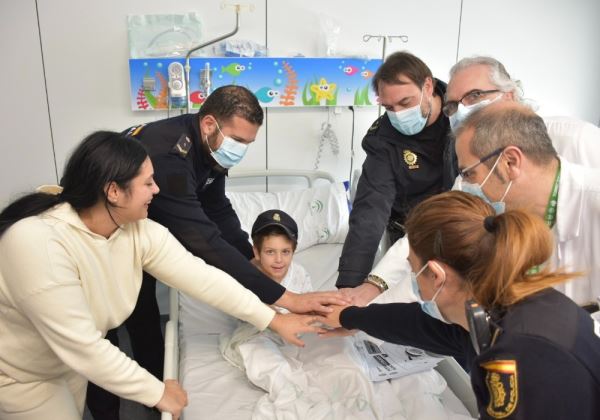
[0,131,323,420]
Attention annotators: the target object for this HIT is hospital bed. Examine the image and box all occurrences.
[161,170,478,420]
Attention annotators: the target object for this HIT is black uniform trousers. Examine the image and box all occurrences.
[86,273,163,419]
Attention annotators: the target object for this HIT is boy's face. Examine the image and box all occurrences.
[253,234,295,282]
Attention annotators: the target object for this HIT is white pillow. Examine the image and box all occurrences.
[179,183,350,335]
[226,182,350,252]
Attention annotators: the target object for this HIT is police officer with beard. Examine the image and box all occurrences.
[337,52,457,305]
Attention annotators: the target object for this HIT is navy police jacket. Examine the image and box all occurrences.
[336,79,457,288]
[125,114,285,304]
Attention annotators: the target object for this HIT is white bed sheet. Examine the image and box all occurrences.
[178,243,475,419]
[180,334,472,420]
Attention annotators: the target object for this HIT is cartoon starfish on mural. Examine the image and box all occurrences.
[310,78,337,102]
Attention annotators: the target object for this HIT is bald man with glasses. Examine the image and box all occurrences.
[453,102,600,309]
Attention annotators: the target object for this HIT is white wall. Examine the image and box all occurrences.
[458,0,600,122]
[1,0,599,205]
[0,1,56,206]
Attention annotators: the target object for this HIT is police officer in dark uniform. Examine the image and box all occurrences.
[86,85,347,419]
[322,192,600,419]
[336,52,457,303]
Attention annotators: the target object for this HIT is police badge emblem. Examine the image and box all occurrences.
[403,150,419,169]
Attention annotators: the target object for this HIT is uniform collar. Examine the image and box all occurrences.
[555,158,585,242]
[190,113,205,159]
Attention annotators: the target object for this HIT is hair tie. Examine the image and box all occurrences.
[483,215,497,233]
[36,185,64,196]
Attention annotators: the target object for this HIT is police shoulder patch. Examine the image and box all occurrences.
[368,116,383,133]
[481,359,518,418]
[171,134,192,158]
[125,124,146,138]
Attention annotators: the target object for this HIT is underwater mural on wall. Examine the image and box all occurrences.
[129,57,382,110]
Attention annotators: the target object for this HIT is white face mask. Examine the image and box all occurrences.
[206,122,248,169]
[449,93,503,132]
[386,87,430,136]
[410,262,449,324]
[457,153,512,214]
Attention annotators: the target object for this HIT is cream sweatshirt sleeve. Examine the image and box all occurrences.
[139,219,275,331]
[0,223,165,407]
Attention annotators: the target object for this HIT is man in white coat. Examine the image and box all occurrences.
[443,55,600,168]
[452,102,600,307]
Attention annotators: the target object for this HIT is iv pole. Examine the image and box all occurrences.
[184,4,247,113]
[362,34,408,115]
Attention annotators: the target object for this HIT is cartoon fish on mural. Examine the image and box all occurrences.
[343,65,359,76]
[190,91,206,105]
[361,70,374,79]
[221,63,246,77]
[255,87,280,103]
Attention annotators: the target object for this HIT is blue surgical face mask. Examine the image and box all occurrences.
[207,122,248,169]
[411,262,449,324]
[457,153,512,214]
[387,87,430,135]
[449,93,503,132]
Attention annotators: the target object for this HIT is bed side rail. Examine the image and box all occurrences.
[228,169,335,187]
[160,287,180,420]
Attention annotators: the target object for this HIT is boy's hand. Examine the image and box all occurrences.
[275,290,352,315]
[268,312,328,346]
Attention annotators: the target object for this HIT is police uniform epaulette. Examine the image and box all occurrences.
[367,115,384,133]
[124,124,146,138]
[171,134,192,158]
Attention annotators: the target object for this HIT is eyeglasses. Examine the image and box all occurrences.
[442,89,501,117]
[458,147,504,179]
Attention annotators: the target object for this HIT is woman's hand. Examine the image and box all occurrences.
[155,379,188,420]
[268,312,328,346]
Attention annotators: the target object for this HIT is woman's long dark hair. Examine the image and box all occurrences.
[0,130,148,237]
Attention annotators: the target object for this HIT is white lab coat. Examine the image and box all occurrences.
[551,159,600,305]
[543,116,600,168]
[370,158,600,306]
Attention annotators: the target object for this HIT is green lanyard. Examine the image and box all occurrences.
[543,163,561,228]
[528,163,561,274]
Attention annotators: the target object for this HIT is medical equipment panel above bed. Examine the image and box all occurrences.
[161,170,478,420]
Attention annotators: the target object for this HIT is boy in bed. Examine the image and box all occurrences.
[250,209,313,300]
[220,209,318,406]
[220,209,313,365]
